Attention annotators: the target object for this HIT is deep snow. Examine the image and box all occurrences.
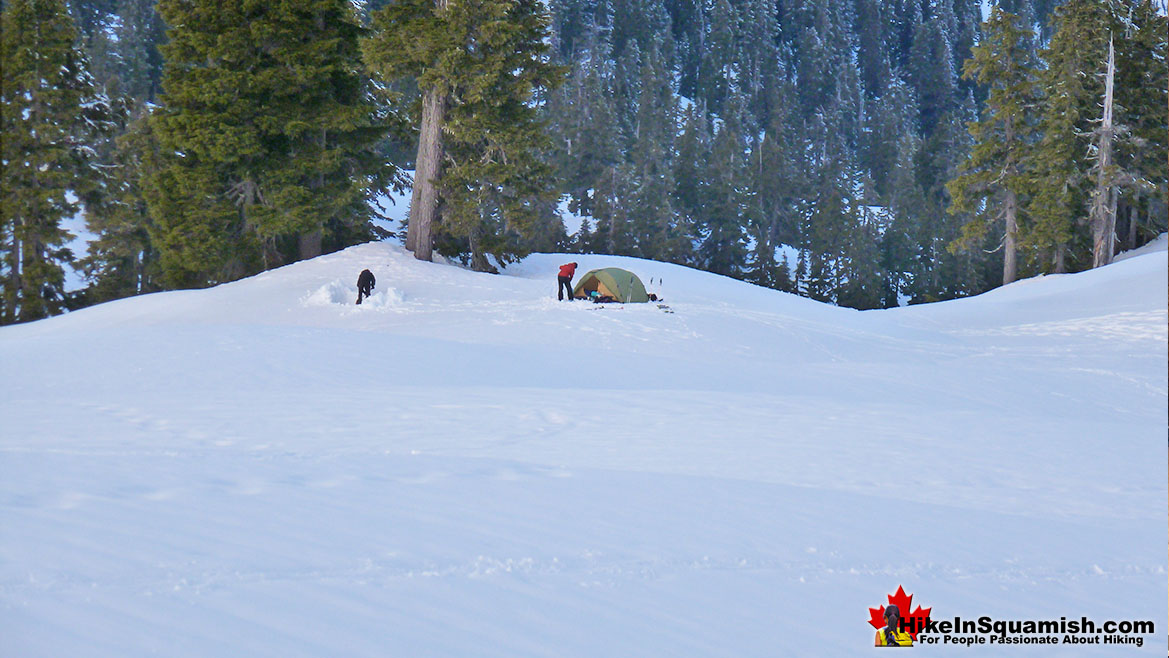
[1,239,1166,656]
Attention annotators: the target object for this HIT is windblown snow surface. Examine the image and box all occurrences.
[2,238,1166,656]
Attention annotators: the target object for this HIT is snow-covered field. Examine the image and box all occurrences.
[2,238,1166,656]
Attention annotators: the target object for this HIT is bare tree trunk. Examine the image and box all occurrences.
[407,0,450,262]
[1002,110,1019,286]
[1091,37,1117,269]
[1003,188,1018,285]
[408,85,446,261]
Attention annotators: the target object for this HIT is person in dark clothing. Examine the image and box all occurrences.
[557,262,578,301]
[356,269,376,304]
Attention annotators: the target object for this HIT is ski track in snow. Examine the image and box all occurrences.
[1,240,1166,656]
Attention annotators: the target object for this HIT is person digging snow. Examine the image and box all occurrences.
[557,262,577,301]
[356,269,376,304]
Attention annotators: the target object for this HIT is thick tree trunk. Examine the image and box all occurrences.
[1003,188,1018,285]
[1001,110,1018,286]
[408,85,447,261]
[468,228,498,273]
[298,229,322,260]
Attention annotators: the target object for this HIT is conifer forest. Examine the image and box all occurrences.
[2,0,1166,324]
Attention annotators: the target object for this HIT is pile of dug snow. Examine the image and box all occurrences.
[301,280,404,309]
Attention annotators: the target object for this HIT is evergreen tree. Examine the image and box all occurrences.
[611,0,669,60]
[111,0,166,104]
[150,0,398,287]
[836,205,883,309]
[369,0,564,270]
[864,70,916,200]
[549,0,594,59]
[668,0,703,98]
[612,39,643,153]
[911,91,981,302]
[947,8,1039,285]
[696,0,736,116]
[628,44,681,262]
[78,108,161,303]
[885,0,922,70]
[746,88,803,290]
[1028,0,1111,273]
[793,6,837,116]
[589,159,637,255]
[66,0,117,41]
[1,0,115,323]
[737,0,781,124]
[697,99,749,277]
[1113,1,1168,250]
[908,17,958,138]
[548,28,621,219]
[855,0,890,98]
[671,102,710,264]
[800,106,862,303]
[878,95,926,307]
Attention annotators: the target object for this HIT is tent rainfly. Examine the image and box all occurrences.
[572,267,650,303]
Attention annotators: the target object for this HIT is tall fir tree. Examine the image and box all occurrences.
[368,0,563,270]
[78,109,161,304]
[697,97,749,277]
[149,0,398,287]
[671,102,711,264]
[746,87,804,291]
[696,0,736,116]
[1,0,115,323]
[855,0,890,99]
[628,44,682,262]
[111,0,166,104]
[879,116,926,307]
[1028,0,1112,273]
[548,27,621,220]
[908,16,958,139]
[1113,0,1168,250]
[947,7,1039,285]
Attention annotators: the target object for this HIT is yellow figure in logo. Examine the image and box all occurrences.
[874,605,913,646]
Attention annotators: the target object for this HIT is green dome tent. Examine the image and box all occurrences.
[572,267,650,303]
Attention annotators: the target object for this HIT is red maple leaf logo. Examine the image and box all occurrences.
[868,585,932,640]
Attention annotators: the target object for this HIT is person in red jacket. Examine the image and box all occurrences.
[557,262,578,301]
